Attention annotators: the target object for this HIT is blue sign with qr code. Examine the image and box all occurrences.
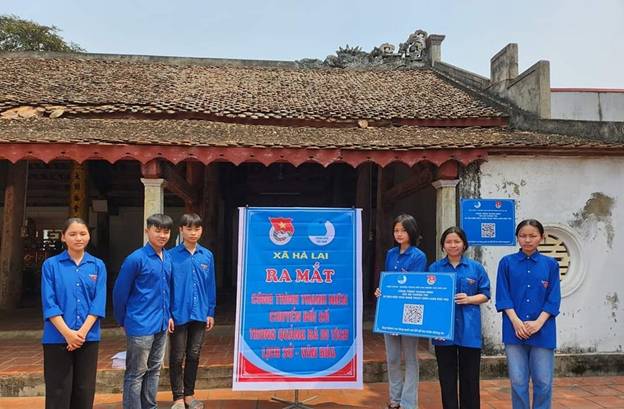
[460,199,516,246]
[373,272,455,339]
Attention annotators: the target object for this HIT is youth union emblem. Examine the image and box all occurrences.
[426,275,437,285]
[268,217,294,245]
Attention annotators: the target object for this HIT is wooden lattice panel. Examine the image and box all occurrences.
[538,234,569,277]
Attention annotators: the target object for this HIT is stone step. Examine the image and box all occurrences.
[2,352,624,397]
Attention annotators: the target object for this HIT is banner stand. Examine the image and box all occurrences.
[271,390,316,409]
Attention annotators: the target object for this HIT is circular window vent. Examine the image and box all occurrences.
[539,224,585,297]
[538,234,570,278]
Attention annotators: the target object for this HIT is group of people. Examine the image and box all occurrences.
[40,211,560,409]
[378,214,561,409]
[41,213,216,409]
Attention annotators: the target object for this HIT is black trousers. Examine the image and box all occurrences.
[169,321,206,401]
[435,345,481,409]
[43,341,99,409]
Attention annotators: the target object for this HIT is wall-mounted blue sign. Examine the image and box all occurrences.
[460,199,516,246]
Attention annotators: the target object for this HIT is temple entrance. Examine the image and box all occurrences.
[1,158,444,311]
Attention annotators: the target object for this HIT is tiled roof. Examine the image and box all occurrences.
[1,118,620,150]
[0,54,506,123]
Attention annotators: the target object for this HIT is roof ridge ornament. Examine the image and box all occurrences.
[296,29,431,69]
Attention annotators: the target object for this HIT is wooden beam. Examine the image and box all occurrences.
[383,167,434,207]
[185,161,204,188]
[200,164,222,288]
[161,163,198,208]
[140,159,161,179]
[0,161,28,310]
[374,165,394,289]
[355,163,373,298]
[435,160,459,180]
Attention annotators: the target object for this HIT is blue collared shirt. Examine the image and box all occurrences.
[41,251,107,344]
[429,256,490,348]
[113,243,172,336]
[170,243,216,326]
[385,246,427,273]
[495,250,561,349]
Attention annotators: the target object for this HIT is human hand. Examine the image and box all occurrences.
[524,320,544,336]
[206,317,215,331]
[64,330,85,350]
[511,318,531,340]
[374,288,381,298]
[168,318,175,334]
[454,293,472,305]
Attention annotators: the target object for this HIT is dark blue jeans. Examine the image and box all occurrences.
[169,321,206,401]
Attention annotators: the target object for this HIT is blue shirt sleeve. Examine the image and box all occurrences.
[41,259,63,320]
[113,253,139,327]
[410,248,427,271]
[207,252,216,318]
[542,258,561,317]
[495,256,514,312]
[477,262,491,300]
[88,259,107,318]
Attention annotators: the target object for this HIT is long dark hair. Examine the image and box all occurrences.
[392,214,422,247]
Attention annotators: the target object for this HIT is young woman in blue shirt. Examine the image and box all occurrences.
[495,219,561,409]
[375,214,427,409]
[41,217,107,409]
[429,226,490,409]
[169,213,216,409]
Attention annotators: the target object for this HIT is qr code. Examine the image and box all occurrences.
[402,304,424,325]
[481,223,496,238]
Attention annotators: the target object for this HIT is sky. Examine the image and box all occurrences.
[2,0,623,88]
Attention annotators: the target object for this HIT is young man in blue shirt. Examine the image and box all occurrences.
[113,213,174,409]
[169,213,216,409]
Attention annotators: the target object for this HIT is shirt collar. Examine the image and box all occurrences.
[514,249,539,261]
[175,242,204,255]
[143,242,163,258]
[398,246,416,256]
[442,255,468,267]
[57,250,95,265]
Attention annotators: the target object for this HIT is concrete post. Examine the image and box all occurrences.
[0,161,28,310]
[490,43,518,85]
[431,179,460,260]
[426,34,446,66]
[140,178,165,243]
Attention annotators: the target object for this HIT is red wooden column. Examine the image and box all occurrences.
[69,162,88,220]
[0,161,28,310]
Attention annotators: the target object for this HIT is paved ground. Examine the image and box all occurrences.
[2,377,624,408]
[2,308,624,408]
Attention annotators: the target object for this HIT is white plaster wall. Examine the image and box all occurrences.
[476,156,624,353]
[551,91,624,122]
